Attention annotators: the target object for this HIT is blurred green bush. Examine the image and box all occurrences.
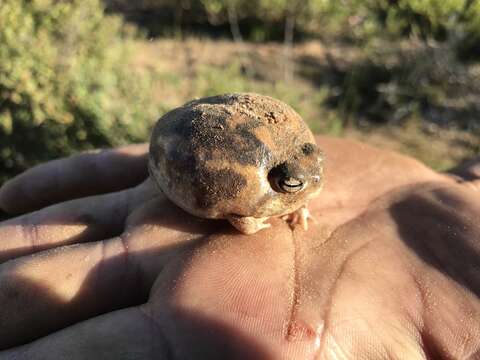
[0,0,158,183]
[332,40,480,127]
[106,0,480,55]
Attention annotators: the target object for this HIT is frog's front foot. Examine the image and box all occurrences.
[282,206,314,231]
[227,215,271,235]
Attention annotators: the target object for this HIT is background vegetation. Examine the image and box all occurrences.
[0,0,158,182]
[1,0,479,185]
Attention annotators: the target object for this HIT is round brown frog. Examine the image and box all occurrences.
[148,93,324,234]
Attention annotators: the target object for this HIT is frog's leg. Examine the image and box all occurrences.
[227,215,271,235]
[282,206,314,231]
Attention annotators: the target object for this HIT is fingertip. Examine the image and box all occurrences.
[0,177,25,214]
[0,181,10,212]
[0,145,149,215]
[448,156,480,183]
[0,163,52,214]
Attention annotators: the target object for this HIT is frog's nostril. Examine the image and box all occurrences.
[312,175,321,183]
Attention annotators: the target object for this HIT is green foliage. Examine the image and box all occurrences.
[0,0,158,183]
[106,0,480,49]
[103,0,480,63]
[192,61,251,96]
[359,0,475,39]
[331,40,480,129]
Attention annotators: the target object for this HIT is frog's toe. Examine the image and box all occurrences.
[227,215,271,235]
[283,206,314,231]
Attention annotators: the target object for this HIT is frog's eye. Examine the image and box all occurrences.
[278,177,304,193]
[268,163,305,194]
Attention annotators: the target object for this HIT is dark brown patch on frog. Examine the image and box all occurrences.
[195,168,247,209]
[159,144,248,209]
[159,106,273,167]
[149,141,165,167]
[194,116,270,166]
[301,143,316,156]
[158,107,205,139]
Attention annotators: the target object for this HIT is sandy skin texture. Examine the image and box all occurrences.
[148,93,324,234]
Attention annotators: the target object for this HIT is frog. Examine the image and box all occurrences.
[148,93,324,234]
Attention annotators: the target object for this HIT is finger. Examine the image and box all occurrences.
[1,303,273,359]
[448,155,480,191]
[0,306,173,359]
[0,180,157,263]
[1,220,308,359]
[0,197,213,349]
[0,144,148,214]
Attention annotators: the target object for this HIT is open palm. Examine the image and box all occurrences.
[0,136,479,359]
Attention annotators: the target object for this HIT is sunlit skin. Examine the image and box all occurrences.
[0,136,478,359]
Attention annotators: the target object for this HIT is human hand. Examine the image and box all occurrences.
[0,136,478,359]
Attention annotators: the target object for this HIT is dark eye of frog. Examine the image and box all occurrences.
[268,163,306,194]
[278,177,304,193]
